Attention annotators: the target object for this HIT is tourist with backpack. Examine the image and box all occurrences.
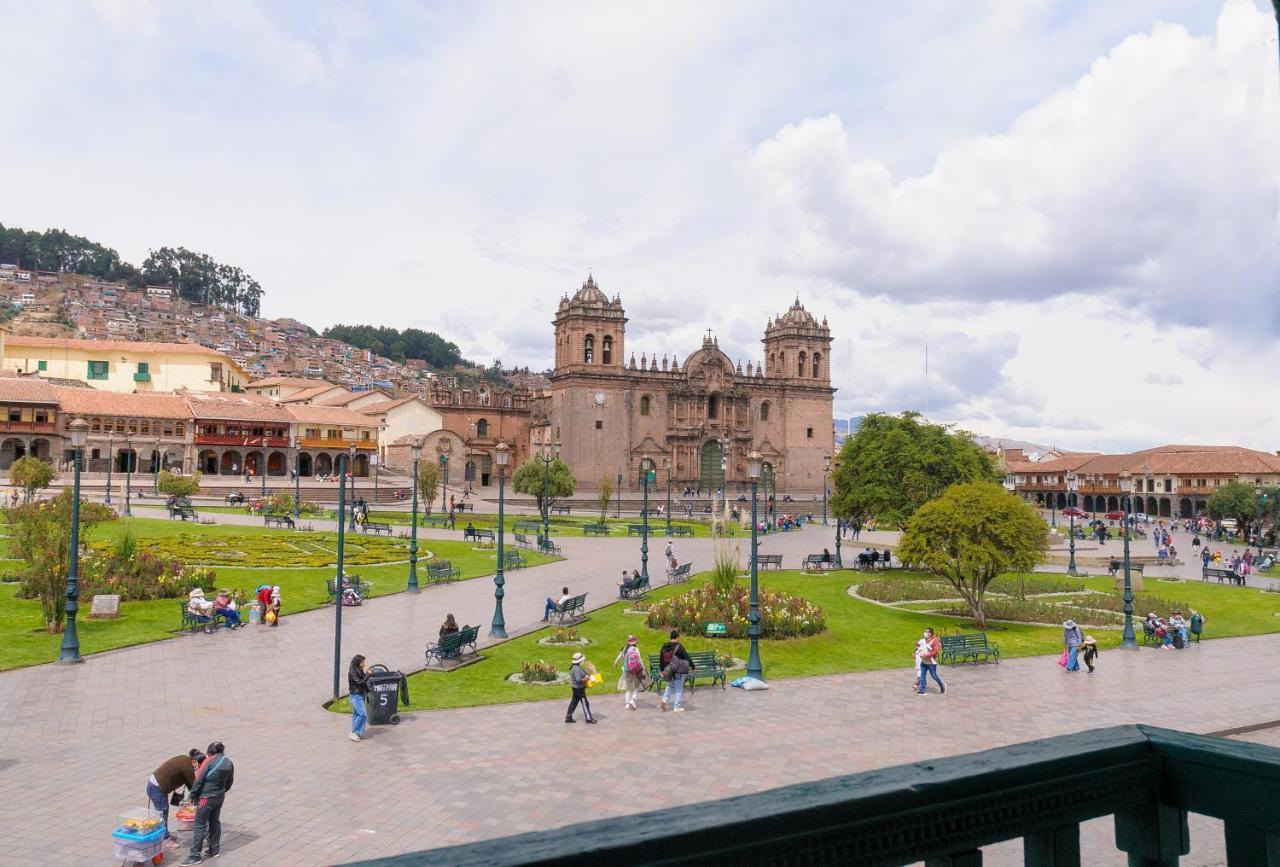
[659,630,694,712]
[614,634,647,710]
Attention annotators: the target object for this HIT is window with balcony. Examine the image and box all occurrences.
[175,424,185,437]
[87,360,109,380]
[37,360,46,371]
[134,361,151,382]
[7,408,19,422]
[35,410,48,423]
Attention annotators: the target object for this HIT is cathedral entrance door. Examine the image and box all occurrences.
[699,440,724,492]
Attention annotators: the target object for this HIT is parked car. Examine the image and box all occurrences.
[1104,511,1125,521]
[1063,506,1087,518]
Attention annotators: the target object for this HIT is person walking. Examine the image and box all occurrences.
[916,627,945,695]
[565,652,596,723]
[1062,620,1083,672]
[179,741,234,866]
[659,630,694,712]
[1082,635,1099,673]
[147,749,203,847]
[348,654,370,742]
[614,635,647,710]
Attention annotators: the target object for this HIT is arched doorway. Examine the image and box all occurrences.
[29,438,50,461]
[220,450,242,475]
[315,453,333,476]
[1179,498,1191,518]
[353,453,369,477]
[199,450,218,475]
[1083,495,1094,513]
[118,449,138,473]
[1193,499,1207,516]
[761,461,776,505]
[0,438,26,469]
[699,440,724,492]
[479,454,492,487]
[1055,492,1067,509]
[637,457,657,492]
[267,451,287,476]
[1158,497,1171,518]
[464,460,476,484]
[1107,496,1119,512]
[298,452,313,477]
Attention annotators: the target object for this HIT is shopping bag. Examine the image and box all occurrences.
[586,672,604,688]
[1057,650,1068,667]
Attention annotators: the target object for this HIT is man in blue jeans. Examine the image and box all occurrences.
[659,630,694,712]
[180,741,234,866]
[147,749,203,845]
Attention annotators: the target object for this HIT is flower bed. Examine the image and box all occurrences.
[536,627,592,646]
[508,659,571,685]
[89,532,410,568]
[936,598,1124,628]
[645,583,825,639]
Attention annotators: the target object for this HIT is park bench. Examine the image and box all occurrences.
[179,601,225,634]
[627,524,648,536]
[537,536,563,556]
[551,505,572,515]
[464,527,496,545]
[1141,621,1168,648]
[362,521,392,536]
[514,520,541,534]
[1202,565,1241,585]
[646,650,728,691]
[453,502,474,512]
[669,525,693,537]
[421,514,451,529]
[224,493,245,506]
[426,560,461,583]
[582,523,611,536]
[168,506,198,521]
[513,532,532,548]
[263,514,295,529]
[804,554,835,572]
[618,572,650,599]
[1107,560,1146,577]
[326,575,370,602]
[667,563,692,584]
[425,624,479,666]
[503,550,527,570]
[939,632,1001,665]
[549,592,587,624]
[755,554,783,570]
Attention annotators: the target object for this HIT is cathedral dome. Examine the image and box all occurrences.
[779,299,817,328]
[572,274,608,305]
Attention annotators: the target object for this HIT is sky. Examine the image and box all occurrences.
[2,0,1278,453]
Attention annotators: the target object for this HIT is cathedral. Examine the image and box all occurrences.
[529,276,836,494]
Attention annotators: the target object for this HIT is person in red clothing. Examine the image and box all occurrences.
[916,627,945,696]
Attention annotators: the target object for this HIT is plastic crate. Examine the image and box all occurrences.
[118,806,164,835]
[113,824,165,844]
[112,835,163,862]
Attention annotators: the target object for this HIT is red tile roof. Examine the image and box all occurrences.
[356,397,419,415]
[0,377,60,404]
[247,376,330,389]
[185,392,295,422]
[287,404,383,427]
[1011,445,1280,477]
[53,386,193,419]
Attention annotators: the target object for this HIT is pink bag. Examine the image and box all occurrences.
[1057,650,1068,667]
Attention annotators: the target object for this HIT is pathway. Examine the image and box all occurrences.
[0,523,1275,865]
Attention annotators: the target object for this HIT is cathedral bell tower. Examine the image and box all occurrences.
[762,298,832,383]
[552,274,627,376]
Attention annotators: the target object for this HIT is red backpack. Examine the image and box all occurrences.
[625,647,644,675]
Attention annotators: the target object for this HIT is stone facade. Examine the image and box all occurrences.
[531,276,836,493]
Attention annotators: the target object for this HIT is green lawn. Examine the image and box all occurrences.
[331,570,1280,714]
[0,517,555,671]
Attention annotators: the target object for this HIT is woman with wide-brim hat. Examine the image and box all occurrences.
[565,652,596,724]
[1062,619,1083,672]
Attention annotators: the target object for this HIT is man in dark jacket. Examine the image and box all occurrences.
[659,630,695,712]
[181,741,235,866]
[148,749,203,843]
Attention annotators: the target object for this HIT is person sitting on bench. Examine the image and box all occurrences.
[544,587,570,621]
[821,548,832,563]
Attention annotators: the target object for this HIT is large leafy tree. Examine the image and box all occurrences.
[9,456,55,503]
[323,324,466,369]
[511,457,576,516]
[1207,481,1277,540]
[157,470,201,499]
[830,411,996,528]
[897,482,1048,629]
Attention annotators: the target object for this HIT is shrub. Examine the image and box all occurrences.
[936,598,1123,627]
[857,576,958,603]
[520,659,559,682]
[710,542,739,598]
[646,583,826,639]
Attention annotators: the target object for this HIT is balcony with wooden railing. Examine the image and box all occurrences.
[0,420,58,435]
[194,433,291,448]
[380,725,1280,867]
[298,436,378,451]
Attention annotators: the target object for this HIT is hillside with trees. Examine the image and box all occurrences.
[323,324,467,368]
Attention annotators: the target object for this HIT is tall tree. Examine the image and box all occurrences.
[157,470,201,499]
[417,459,440,513]
[9,456,55,503]
[597,476,613,522]
[830,411,996,528]
[1207,481,1275,540]
[511,457,576,516]
[897,482,1048,629]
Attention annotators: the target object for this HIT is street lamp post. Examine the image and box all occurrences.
[663,456,672,537]
[104,432,114,506]
[408,440,422,593]
[123,434,133,517]
[1066,471,1080,577]
[440,452,449,515]
[348,444,358,532]
[332,453,349,700]
[373,453,380,503]
[152,436,161,493]
[489,442,510,638]
[259,447,267,498]
[1255,484,1269,547]
[291,436,301,523]
[822,454,830,525]
[57,418,89,665]
[746,451,764,681]
[1119,471,1137,649]
[1050,490,1057,527]
[640,454,651,583]
[539,440,560,545]
[615,472,621,518]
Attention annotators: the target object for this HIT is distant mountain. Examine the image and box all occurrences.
[972,434,1053,457]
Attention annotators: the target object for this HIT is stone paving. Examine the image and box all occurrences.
[1,521,1276,866]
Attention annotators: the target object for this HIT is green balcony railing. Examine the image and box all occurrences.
[132,371,151,382]
[349,725,1280,866]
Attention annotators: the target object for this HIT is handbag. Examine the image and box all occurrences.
[586,672,604,688]
[1057,650,1068,667]
[170,790,184,807]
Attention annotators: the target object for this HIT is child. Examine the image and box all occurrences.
[267,585,282,626]
[1082,636,1098,673]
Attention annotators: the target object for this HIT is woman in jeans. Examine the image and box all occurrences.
[659,630,694,712]
[348,655,370,742]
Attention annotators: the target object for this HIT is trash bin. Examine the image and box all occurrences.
[367,664,409,725]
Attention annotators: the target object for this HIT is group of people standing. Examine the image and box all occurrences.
[565,630,696,723]
[144,742,235,866]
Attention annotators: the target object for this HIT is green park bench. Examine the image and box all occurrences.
[1108,560,1146,577]
[326,575,370,602]
[939,632,1000,665]
[1202,565,1238,584]
[618,572,650,599]
[551,505,572,515]
[549,593,587,624]
[755,554,783,570]
[426,561,461,583]
[513,532,532,548]
[804,554,834,572]
[168,505,198,521]
[537,536,563,556]
[362,521,392,535]
[669,525,694,537]
[626,524,648,536]
[503,550,527,570]
[464,527,496,545]
[667,563,691,584]
[263,514,295,529]
[425,624,479,666]
[646,650,728,691]
[582,523,611,536]
[514,520,542,534]
[421,514,451,529]
[179,601,225,633]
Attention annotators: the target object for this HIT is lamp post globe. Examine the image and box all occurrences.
[1119,471,1137,649]
[408,440,422,593]
[490,442,510,638]
[348,444,358,532]
[745,450,764,681]
[57,418,90,664]
[1066,471,1080,577]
